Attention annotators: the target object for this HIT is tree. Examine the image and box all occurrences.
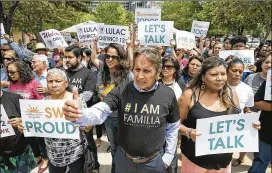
[93,2,133,26]
[0,1,20,34]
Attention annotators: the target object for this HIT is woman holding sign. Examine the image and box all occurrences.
[178,57,260,172]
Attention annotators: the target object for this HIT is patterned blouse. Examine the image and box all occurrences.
[44,95,88,167]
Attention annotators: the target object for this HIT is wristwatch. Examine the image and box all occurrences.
[186,128,192,140]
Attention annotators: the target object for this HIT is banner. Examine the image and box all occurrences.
[135,8,161,23]
[138,21,173,46]
[76,23,102,44]
[196,112,260,156]
[61,32,72,42]
[191,20,210,37]
[0,105,16,138]
[265,69,271,101]
[20,100,80,139]
[219,50,255,72]
[97,24,128,48]
[39,29,68,50]
[176,30,196,50]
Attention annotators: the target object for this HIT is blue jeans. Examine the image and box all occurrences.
[104,117,119,173]
[248,140,271,173]
[114,147,166,173]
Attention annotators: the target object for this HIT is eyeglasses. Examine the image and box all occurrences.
[189,63,201,68]
[162,65,174,70]
[105,54,119,60]
[3,57,15,61]
[8,71,18,75]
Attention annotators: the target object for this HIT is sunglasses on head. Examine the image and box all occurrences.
[105,54,119,60]
[162,65,174,70]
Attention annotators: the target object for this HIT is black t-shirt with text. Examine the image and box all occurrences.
[254,81,272,145]
[66,66,97,94]
[103,82,180,157]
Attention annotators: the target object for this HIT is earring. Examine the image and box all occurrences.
[201,82,206,90]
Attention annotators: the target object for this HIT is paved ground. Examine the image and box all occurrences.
[32,134,271,173]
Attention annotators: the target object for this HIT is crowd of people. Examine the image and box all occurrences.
[0,31,271,173]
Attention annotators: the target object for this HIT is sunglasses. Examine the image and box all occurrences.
[105,54,119,60]
[162,65,174,70]
[3,57,15,61]
[8,71,18,75]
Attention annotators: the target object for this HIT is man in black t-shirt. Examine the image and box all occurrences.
[63,47,180,173]
[64,45,100,170]
[248,81,272,173]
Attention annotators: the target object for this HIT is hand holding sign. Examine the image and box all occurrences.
[8,118,22,128]
[189,129,201,142]
[63,87,82,122]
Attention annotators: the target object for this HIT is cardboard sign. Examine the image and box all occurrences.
[40,29,68,50]
[20,100,80,139]
[176,30,196,50]
[97,24,128,48]
[61,32,72,42]
[138,21,173,46]
[196,112,260,156]
[135,8,161,23]
[219,50,255,72]
[0,105,16,138]
[76,23,102,44]
[191,20,210,37]
[265,69,271,101]
[0,23,7,45]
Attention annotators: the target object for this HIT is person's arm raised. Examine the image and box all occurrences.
[90,38,101,69]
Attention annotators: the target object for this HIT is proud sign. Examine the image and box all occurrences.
[196,112,260,156]
[20,100,80,139]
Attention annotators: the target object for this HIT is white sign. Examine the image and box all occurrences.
[39,29,68,50]
[265,69,271,101]
[0,105,16,138]
[61,32,72,42]
[23,48,37,58]
[219,50,255,72]
[97,25,128,48]
[76,23,102,43]
[0,23,7,45]
[196,112,260,156]
[20,100,80,139]
[176,30,196,50]
[138,21,173,46]
[135,8,161,23]
[191,20,210,37]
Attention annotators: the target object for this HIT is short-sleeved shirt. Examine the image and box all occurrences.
[103,82,180,157]
[254,81,272,145]
[244,73,265,94]
[9,79,44,100]
[229,82,254,110]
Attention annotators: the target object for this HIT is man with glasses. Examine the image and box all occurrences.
[0,50,18,91]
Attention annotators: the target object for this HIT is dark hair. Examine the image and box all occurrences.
[224,37,230,42]
[225,55,234,62]
[65,45,83,59]
[82,48,92,57]
[8,60,34,83]
[227,57,244,72]
[182,56,203,76]
[102,43,130,86]
[230,35,248,46]
[161,56,180,80]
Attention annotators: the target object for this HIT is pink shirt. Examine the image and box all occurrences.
[9,79,44,100]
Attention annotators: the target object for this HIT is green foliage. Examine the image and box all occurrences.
[93,2,134,26]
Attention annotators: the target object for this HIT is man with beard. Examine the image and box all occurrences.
[64,45,100,172]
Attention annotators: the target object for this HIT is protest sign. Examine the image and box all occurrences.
[265,69,271,101]
[76,23,102,44]
[40,29,68,50]
[176,30,196,50]
[0,23,7,45]
[196,112,260,156]
[138,21,173,46]
[219,50,254,72]
[97,24,128,48]
[0,105,16,138]
[191,20,210,37]
[61,32,72,42]
[20,100,80,139]
[135,8,161,23]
